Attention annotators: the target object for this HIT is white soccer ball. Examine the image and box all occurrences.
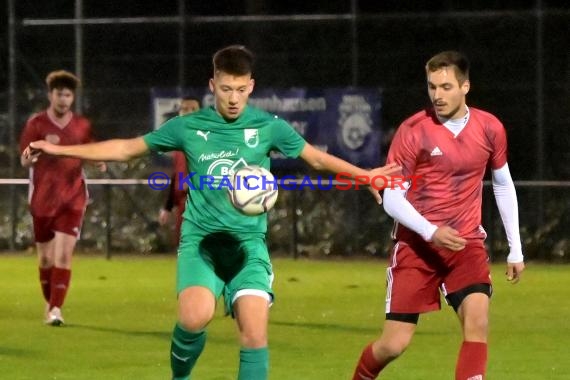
[229,165,279,216]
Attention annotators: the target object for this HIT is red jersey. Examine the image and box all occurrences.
[387,107,508,241]
[19,111,93,217]
[172,151,188,206]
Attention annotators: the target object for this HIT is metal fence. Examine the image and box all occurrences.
[1,177,568,262]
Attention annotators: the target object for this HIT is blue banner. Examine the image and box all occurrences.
[151,87,382,169]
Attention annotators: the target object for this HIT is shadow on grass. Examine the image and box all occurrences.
[270,319,377,334]
[65,323,170,340]
[270,319,452,336]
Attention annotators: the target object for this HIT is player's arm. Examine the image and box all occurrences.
[492,163,525,283]
[25,137,149,162]
[383,185,467,251]
[299,142,401,182]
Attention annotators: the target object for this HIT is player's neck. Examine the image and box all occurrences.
[47,107,73,129]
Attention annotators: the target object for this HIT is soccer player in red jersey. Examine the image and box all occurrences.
[19,70,105,326]
[353,51,525,380]
[158,97,201,247]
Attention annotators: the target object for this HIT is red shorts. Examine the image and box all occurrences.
[385,239,491,314]
[33,208,85,243]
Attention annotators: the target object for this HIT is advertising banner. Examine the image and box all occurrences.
[151,87,382,169]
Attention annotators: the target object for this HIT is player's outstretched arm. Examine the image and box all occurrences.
[25,137,149,162]
[299,143,401,179]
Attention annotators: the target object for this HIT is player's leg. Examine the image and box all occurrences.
[225,237,273,380]
[455,292,489,380]
[443,241,491,380]
[171,233,223,380]
[45,209,83,325]
[33,216,55,320]
[352,241,440,379]
[352,317,417,380]
[234,293,271,380]
[172,286,216,380]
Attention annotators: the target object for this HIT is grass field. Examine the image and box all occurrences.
[1,253,569,380]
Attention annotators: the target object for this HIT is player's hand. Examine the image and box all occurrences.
[367,163,402,204]
[95,161,107,172]
[369,163,402,181]
[158,209,171,226]
[506,261,525,284]
[431,226,467,251]
[21,145,42,164]
[28,140,59,156]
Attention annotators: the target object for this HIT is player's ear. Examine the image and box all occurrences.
[248,78,255,95]
[208,78,215,93]
[461,80,470,95]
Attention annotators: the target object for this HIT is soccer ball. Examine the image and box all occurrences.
[229,165,279,216]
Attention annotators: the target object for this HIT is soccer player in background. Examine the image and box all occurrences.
[24,45,401,380]
[158,97,201,247]
[19,70,106,326]
[352,51,525,380]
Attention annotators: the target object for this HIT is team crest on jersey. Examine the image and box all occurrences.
[45,134,60,145]
[244,129,259,148]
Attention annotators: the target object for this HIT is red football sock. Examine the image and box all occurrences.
[49,268,71,308]
[39,266,53,302]
[352,343,386,380]
[455,341,487,380]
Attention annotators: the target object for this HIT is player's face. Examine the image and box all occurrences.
[48,87,75,117]
[209,71,254,120]
[179,99,200,116]
[427,67,470,119]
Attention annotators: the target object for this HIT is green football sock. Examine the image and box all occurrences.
[170,323,206,380]
[237,347,269,380]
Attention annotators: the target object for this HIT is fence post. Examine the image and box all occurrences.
[105,184,112,259]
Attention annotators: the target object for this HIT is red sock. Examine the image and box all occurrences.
[39,267,53,302]
[49,268,71,308]
[455,341,487,380]
[352,343,386,380]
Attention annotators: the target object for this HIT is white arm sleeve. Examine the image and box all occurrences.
[492,163,524,263]
[383,183,438,242]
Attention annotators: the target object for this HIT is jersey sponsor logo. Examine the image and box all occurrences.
[244,129,259,148]
[45,134,61,145]
[467,375,483,380]
[430,146,443,156]
[198,148,239,163]
[196,130,210,141]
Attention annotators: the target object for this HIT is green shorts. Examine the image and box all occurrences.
[176,230,274,316]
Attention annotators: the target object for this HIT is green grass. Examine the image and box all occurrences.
[1,253,569,379]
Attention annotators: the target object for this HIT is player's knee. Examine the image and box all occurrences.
[463,314,489,340]
[239,330,268,349]
[39,256,53,267]
[178,315,209,332]
[375,337,411,361]
[54,255,72,268]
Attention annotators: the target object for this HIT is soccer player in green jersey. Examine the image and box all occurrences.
[25,45,401,380]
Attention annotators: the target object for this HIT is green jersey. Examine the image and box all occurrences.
[143,105,306,235]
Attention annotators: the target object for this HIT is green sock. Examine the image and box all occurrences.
[170,323,206,380]
[237,347,269,380]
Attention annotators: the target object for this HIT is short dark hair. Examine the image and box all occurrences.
[181,96,201,105]
[426,51,470,84]
[212,45,254,76]
[45,70,81,91]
